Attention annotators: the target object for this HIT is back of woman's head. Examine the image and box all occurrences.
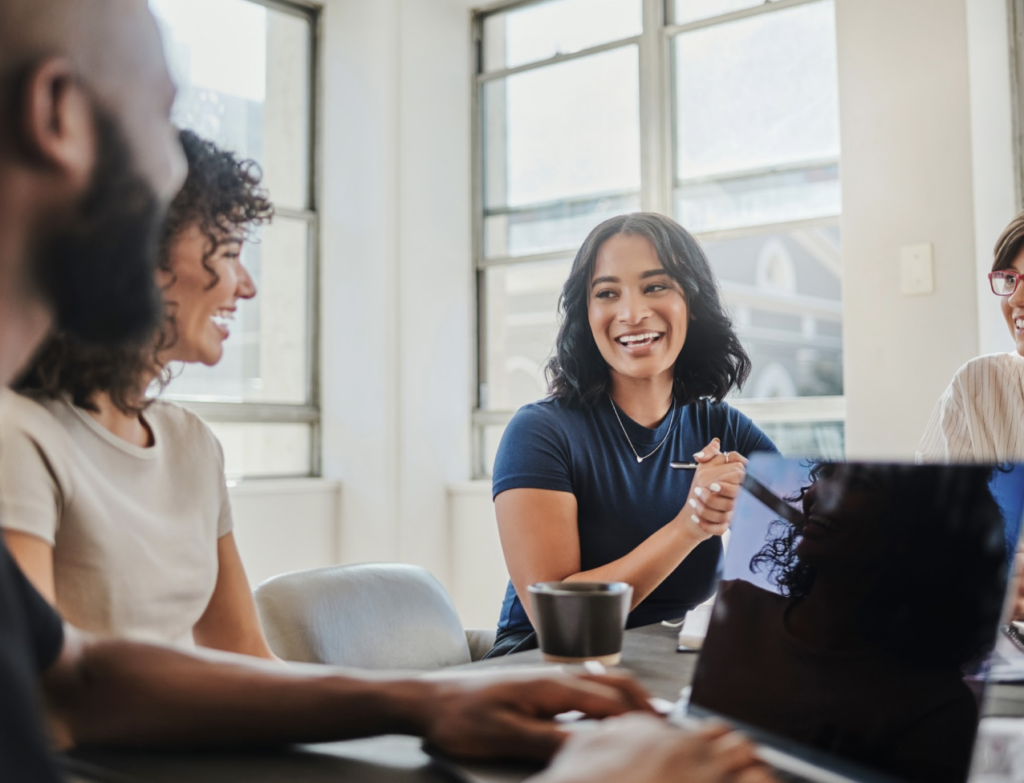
[546,212,750,407]
[17,130,273,414]
[753,463,1006,669]
[864,464,1007,669]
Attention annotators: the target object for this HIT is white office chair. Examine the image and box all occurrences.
[254,563,496,670]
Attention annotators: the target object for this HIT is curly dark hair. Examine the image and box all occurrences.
[546,212,751,408]
[751,462,1007,670]
[17,129,274,414]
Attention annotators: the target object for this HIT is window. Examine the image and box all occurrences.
[473,0,843,476]
[149,0,319,479]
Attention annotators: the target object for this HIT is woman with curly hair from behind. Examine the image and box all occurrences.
[0,130,278,658]
[691,462,1007,783]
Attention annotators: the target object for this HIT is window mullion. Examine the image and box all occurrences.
[639,0,668,214]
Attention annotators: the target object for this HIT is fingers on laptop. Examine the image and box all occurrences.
[576,673,657,714]
[423,675,649,761]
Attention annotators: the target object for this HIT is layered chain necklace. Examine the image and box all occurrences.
[608,394,677,463]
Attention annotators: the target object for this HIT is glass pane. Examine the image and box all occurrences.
[483,0,642,72]
[701,226,843,398]
[482,259,571,411]
[483,46,641,211]
[672,0,761,26]
[672,0,839,180]
[485,192,640,258]
[209,422,312,479]
[150,0,311,211]
[753,420,845,460]
[166,216,311,404]
[675,163,840,234]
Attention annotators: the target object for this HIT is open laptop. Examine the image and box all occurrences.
[675,455,1024,783]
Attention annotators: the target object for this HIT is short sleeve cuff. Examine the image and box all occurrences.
[492,473,574,499]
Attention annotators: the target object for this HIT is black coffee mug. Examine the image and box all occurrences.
[528,581,632,664]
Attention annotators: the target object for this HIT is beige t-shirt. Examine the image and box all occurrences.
[0,392,233,647]
[918,353,1024,463]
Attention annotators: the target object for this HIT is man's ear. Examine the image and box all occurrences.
[18,58,95,191]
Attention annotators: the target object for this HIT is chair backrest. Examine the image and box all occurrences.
[254,563,473,670]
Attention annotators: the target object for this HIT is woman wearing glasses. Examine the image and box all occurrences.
[919,212,1024,463]
[920,212,1024,621]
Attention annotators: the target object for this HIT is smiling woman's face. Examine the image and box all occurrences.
[157,223,257,366]
[587,233,689,387]
[999,249,1024,356]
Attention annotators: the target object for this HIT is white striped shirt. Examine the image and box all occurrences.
[918,353,1024,463]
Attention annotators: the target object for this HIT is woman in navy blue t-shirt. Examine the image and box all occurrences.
[487,212,778,657]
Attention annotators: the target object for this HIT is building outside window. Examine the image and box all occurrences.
[473,0,843,476]
[149,0,320,479]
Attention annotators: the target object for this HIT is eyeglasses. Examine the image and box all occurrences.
[990,271,1023,296]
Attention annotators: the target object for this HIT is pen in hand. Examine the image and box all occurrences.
[670,462,698,469]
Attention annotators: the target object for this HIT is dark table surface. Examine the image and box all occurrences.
[65,622,1024,782]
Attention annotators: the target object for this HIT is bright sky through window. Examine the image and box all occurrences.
[149,0,267,104]
[498,0,642,69]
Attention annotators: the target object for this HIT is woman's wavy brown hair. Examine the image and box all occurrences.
[17,130,274,414]
[547,212,751,408]
[993,209,1024,272]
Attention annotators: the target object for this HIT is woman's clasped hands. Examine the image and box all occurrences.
[682,438,747,540]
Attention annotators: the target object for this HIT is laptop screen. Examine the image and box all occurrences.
[688,456,1024,783]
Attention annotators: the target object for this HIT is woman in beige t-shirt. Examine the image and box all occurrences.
[0,131,276,657]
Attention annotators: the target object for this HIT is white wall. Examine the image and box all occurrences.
[230,479,341,587]
[448,482,508,629]
[837,0,1011,459]
[318,0,474,588]
[967,0,1020,356]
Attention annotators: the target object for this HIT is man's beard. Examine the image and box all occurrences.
[31,102,165,347]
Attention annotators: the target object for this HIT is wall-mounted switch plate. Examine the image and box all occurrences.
[900,243,934,296]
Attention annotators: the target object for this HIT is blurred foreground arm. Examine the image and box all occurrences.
[42,626,651,761]
[530,714,776,783]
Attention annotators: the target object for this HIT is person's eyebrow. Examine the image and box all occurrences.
[640,269,670,279]
[591,275,618,288]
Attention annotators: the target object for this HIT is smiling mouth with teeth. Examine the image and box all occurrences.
[1015,317,1024,333]
[616,332,662,347]
[210,309,236,330]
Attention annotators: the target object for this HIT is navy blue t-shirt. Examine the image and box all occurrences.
[492,396,778,633]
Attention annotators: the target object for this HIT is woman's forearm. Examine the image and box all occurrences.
[562,516,705,609]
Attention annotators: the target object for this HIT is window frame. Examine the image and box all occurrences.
[1010,0,1024,211]
[471,0,843,478]
[164,0,323,479]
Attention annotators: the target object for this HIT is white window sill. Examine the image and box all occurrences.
[447,480,493,497]
[226,477,342,496]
